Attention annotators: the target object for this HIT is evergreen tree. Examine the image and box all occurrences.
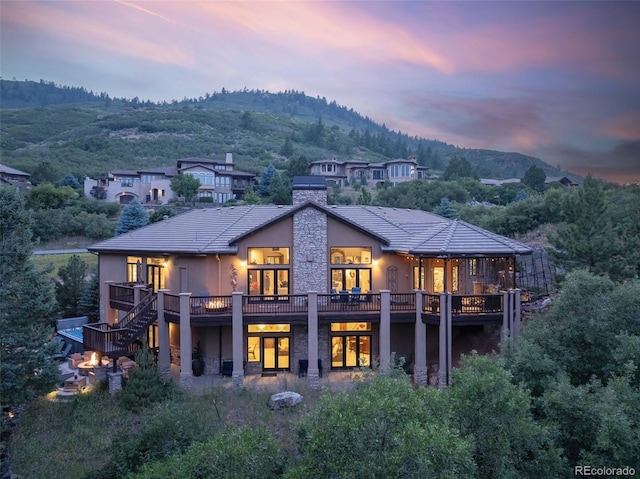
[521,165,546,193]
[0,185,58,411]
[356,188,372,205]
[258,164,276,196]
[170,173,200,204]
[55,254,88,318]
[115,199,149,235]
[442,157,477,181]
[279,135,294,157]
[59,173,80,189]
[268,172,292,205]
[548,176,624,279]
[433,197,459,218]
[286,155,310,178]
[242,187,261,205]
[77,269,100,322]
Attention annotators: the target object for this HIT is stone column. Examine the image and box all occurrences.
[231,292,244,388]
[379,290,391,372]
[179,292,192,389]
[501,290,511,345]
[438,292,452,388]
[414,290,428,386]
[157,289,171,380]
[513,289,521,341]
[107,371,123,396]
[307,292,320,388]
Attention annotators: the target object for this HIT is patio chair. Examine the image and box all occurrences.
[220,359,233,376]
[350,287,361,302]
[330,288,341,302]
[53,342,72,360]
[299,359,308,377]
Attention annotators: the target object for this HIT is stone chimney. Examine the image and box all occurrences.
[292,176,327,206]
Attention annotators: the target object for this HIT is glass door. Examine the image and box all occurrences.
[262,337,289,371]
[331,335,371,369]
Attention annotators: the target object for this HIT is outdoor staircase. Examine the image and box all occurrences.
[112,293,158,350]
[83,293,158,358]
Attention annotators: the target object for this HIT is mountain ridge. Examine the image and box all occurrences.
[0,79,580,183]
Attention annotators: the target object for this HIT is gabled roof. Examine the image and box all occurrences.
[89,204,532,256]
[0,164,30,177]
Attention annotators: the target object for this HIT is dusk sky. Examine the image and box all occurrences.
[1,1,639,184]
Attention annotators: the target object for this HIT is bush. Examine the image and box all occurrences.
[129,425,285,479]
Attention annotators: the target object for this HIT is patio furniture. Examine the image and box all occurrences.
[221,359,233,376]
[53,342,72,360]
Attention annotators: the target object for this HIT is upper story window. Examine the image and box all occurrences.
[330,247,372,265]
[214,165,226,170]
[389,165,399,178]
[127,256,142,283]
[248,247,290,265]
[401,164,410,177]
[215,176,231,187]
[141,175,156,183]
[372,170,384,180]
[120,178,133,187]
[321,164,335,173]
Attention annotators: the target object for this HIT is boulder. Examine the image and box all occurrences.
[268,391,303,410]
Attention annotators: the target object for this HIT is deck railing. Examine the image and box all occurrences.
[242,295,309,314]
[317,293,381,313]
[191,295,233,315]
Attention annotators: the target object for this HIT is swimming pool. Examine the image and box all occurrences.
[57,327,84,353]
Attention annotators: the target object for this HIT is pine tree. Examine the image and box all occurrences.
[115,199,149,235]
[0,185,59,410]
[56,254,88,317]
[548,176,622,278]
[268,172,292,205]
[433,197,459,219]
[258,164,276,196]
[522,165,546,193]
[77,269,100,323]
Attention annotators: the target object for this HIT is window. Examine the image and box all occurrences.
[248,269,289,297]
[413,266,426,290]
[330,323,371,369]
[127,256,142,283]
[248,247,290,265]
[215,176,230,187]
[215,192,234,203]
[401,164,410,177]
[330,247,372,265]
[469,259,478,276]
[372,170,384,180]
[390,165,399,178]
[204,173,213,185]
[120,178,133,187]
[331,268,371,292]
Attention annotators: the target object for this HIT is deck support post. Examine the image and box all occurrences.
[157,289,171,380]
[231,292,244,388]
[307,292,320,389]
[513,289,521,341]
[501,290,511,347]
[438,293,452,388]
[179,292,192,389]
[379,290,391,372]
[414,290,427,386]
[133,284,146,306]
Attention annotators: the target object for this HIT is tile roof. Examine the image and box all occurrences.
[89,203,532,256]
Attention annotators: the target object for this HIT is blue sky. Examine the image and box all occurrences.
[1,1,638,183]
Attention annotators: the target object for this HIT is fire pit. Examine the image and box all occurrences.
[77,352,110,376]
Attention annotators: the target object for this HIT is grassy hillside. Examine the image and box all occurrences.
[0,79,576,181]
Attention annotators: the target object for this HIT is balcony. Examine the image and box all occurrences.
[110,284,509,326]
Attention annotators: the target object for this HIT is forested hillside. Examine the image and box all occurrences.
[0,79,576,181]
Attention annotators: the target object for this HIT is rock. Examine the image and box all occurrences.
[268,391,303,410]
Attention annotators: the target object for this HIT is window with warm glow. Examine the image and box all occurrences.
[127,256,142,283]
[248,247,290,265]
[330,322,371,331]
[330,247,372,265]
[248,324,291,333]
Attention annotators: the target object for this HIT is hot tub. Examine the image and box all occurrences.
[57,327,84,354]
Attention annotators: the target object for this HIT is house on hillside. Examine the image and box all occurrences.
[545,176,578,187]
[83,153,256,205]
[311,156,429,187]
[86,177,531,390]
[0,164,31,191]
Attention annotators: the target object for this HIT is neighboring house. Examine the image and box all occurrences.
[83,153,256,204]
[311,156,429,187]
[479,178,521,186]
[86,177,531,389]
[0,164,31,191]
[545,176,578,187]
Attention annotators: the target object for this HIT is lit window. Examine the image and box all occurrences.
[248,247,290,265]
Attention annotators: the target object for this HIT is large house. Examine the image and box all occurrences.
[310,156,429,187]
[83,154,256,205]
[0,164,31,191]
[86,177,531,389]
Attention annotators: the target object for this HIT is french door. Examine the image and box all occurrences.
[331,335,371,369]
[262,337,290,371]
